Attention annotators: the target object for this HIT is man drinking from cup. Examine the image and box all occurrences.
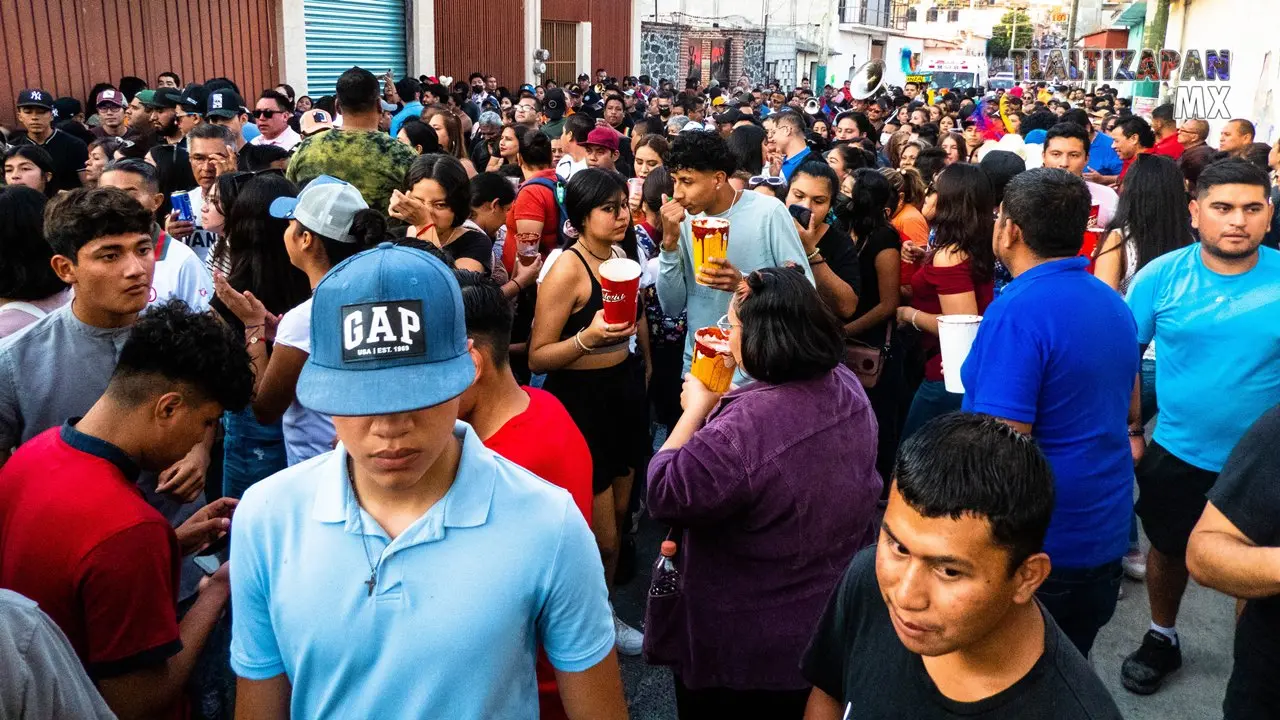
[656,131,812,382]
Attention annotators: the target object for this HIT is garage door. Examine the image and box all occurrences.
[305,0,407,97]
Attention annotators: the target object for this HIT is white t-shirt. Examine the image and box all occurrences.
[556,154,587,182]
[1087,180,1119,230]
[185,186,222,265]
[150,235,212,311]
[274,298,336,466]
[251,126,302,152]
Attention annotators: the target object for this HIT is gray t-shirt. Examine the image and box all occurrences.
[0,589,116,719]
[0,303,130,451]
[0,304,194,531]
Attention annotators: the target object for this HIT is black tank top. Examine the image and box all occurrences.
[559,247,604,341]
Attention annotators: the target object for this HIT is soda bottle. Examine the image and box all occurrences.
[649,540,681,597]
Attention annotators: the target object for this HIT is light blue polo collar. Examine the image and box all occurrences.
[311,421,496,543]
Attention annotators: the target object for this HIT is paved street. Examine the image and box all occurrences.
[613,519,1237,720]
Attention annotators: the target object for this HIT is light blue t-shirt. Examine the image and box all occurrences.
[1126,244,1280,471]
[229,421,614,719]
[241,122,261,143]
[389,100,424,138]
[657,190,813,380]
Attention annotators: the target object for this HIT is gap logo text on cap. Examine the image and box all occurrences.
[341,300,426,362]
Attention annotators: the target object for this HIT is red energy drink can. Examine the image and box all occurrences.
[171,191,195,222]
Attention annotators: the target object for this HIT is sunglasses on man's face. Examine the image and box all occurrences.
[253,109,283,119]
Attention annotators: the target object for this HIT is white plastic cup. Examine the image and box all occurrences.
[936,314,982,394]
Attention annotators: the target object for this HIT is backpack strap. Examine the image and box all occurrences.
[0,301,49,319]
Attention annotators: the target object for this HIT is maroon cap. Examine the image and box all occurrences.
[582,126,620,153]
[95,89,125,108]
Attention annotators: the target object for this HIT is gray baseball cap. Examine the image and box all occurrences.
[269,175,368,242]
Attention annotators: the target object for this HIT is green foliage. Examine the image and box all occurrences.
[987,11,1034,58]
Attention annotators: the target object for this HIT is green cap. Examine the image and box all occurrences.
[135,90,158,107]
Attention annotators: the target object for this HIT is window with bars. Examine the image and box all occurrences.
[540,21,577,85]
[926,7,938,21]
[906,7,917,21]
[947,9,959,21]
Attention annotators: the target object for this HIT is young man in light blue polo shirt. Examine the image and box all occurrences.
[228,243,626,719]
[961,168,1139,658]
[1119,158,1280,695]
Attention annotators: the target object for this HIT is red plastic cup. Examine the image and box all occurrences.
[599,258,642,325]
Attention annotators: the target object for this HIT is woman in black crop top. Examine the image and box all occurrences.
[529,168,651,652]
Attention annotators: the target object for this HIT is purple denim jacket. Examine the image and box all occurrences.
[646,364,883,691]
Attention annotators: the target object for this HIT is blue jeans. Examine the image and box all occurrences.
[901,379,964,442]
[221,408,287,499]
[1036,560,1124,657]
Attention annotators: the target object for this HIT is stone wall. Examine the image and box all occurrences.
[640,22,766,87]
[640,24,681,84]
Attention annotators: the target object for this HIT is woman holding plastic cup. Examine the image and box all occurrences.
[647,267,881,717]
[896,163,996,441]
[528,167,650,656]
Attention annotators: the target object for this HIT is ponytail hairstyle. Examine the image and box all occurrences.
[300,209,389,268]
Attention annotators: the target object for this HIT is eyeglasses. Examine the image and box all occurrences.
[748,175,785,189]
[715,313,740,334]
[253,109,283,119]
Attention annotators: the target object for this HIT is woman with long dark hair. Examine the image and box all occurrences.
[726,124,767,176]
[898,162,996,440]
[840,168,905,482]
[1095,154,1196,293]
[207,174,312,496]
[214,176,387,480]
[0,186,69,338]
[528,167,649,657]
[646,267,881,720]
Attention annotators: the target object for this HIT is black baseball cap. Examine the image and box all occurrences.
[17,89,54,111]
[146,90,183,109]
[53,97,83,119]
[715,108,746,125]
[206,89,246,119]
[544,88,566,121]
[177,85,208,113]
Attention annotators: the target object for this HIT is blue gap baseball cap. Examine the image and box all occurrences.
[297,242,476,416]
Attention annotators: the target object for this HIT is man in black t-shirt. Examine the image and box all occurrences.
[11,89,88,192]
[802,413,1121,719]
[1187,404,1280,719]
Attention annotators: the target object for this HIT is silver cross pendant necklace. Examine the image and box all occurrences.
[348,457,379,597]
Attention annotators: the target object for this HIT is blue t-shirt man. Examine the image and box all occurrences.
[780,145,812,181]
[1088,131,1123,176]
[1126,244,1280,472]
[962,256,1139,569]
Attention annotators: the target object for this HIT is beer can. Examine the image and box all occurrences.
[171,191,195,222]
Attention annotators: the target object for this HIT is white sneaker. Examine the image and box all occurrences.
[1123,549,1147,581]
[614,614,644,656]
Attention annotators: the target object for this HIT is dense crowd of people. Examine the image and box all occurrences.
[0,61,1278,720]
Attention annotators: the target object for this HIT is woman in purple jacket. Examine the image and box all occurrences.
[646,266,884,719]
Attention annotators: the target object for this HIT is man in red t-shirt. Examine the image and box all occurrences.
[0,302,254,719]
[1149,103,1184,161]
[454,272,594,720]
[503,133,562,274]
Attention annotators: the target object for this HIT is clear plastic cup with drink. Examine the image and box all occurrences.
[515,232,541,266]
[690,218,730,287]
[691,326,735,393]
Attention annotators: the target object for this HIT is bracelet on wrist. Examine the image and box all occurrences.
[1128,428,1145,437]
[910,309,921,331]
[806,248,821,261]
[574,330,593,354]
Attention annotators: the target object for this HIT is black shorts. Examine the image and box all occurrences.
[1135,441,1219,559]
[1224,610,1280,720]
[543,354,649,495]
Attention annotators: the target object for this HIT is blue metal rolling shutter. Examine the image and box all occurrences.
[304,0,407,98]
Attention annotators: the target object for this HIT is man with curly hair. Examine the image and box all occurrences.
[0,300,255,719]
[656,130,813,380]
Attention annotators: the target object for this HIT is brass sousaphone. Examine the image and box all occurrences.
[849,59,887,101]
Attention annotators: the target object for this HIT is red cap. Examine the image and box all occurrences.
[660,540,677,557]
[582,126,620,153]
[1009,86,1025,98]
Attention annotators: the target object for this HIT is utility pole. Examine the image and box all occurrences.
[816,0,834,89]
[1067,0,1080,48]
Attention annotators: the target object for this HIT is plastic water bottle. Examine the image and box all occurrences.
[649,541,681,597]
